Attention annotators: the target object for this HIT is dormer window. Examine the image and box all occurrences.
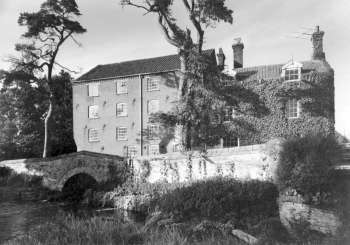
[285,69,299,81]
[281,61,302,82]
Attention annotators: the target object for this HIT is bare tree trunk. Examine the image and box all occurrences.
[42,95,53,158]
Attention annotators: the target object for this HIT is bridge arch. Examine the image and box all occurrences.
[56,167,105,191]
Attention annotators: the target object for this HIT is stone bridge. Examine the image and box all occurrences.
[0,151,126,191]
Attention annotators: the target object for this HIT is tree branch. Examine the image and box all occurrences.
[157,15,180,47]
[182,0,203,52]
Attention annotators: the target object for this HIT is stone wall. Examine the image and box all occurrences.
[132,143,279,183]
[0,151,125,191]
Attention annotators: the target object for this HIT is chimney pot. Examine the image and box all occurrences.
[232,38,244,69]
[311,25,325,60]
[217,48,226,71]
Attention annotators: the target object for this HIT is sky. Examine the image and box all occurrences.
[0,0,349,138]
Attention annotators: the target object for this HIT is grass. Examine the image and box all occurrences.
[5,215,245,245]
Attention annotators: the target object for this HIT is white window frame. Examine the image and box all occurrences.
[286,99,300,119]
[88,105,99,119]
[116,79,128,94]
[223,107,236,122]
[281,61,302,82]
[147,99,160,114]
[127,145,137,157]
[148,124,159,139]
[148,144,159,155]
[146,77,160,91]
[116,103,128,117]
[116,127,127,141]
[223,136,238,148]
[88,83,99,97]
[88,128,100,142]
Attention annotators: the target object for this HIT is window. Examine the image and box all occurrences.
[148,124,159,139]
[282,61,302,82]
[221,79,234,87]
[116,103,128,117]
[88,83,99,97]
[88,105,99,118]
[223,136,238,148]
[116,80,127,94]
[126,145,137,157]
[223,107,237,122]
[286,99,300,118]
[146,77,160,91]
[88,128,100,142]
[147,100,160,114]
[284,69,300,81]
[116,127,127,140]
[148,144,159,155]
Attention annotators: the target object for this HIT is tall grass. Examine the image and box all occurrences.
[5,215,245,245]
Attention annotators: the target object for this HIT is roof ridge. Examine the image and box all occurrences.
[76,48,215,82]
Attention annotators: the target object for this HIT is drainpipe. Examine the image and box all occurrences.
[140,74,144,156]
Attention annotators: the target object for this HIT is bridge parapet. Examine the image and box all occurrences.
[0,151,126,191]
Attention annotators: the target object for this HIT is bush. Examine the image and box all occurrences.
[276,135,340,204]
[154,178,279,229]
[0,166,12,178]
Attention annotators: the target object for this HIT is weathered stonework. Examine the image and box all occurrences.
[132,143,279,183]
[278,192,342,236]
[0,151,125,191]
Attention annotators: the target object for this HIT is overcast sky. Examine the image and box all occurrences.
[0,0,349,139]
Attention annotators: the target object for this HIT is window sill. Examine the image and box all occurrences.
[88,140,100,143]
[146,89,160,92]
[116,92,128,95]
[88,117,100,120]
[116,139,128,141]
[117,115,128,118]
[283,79,301,83]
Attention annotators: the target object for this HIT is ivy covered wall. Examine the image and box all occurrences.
[237,61,334,145]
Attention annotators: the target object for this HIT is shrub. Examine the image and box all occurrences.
[276,135,340,204]
[154,178,279,229]
[0,166,12,178]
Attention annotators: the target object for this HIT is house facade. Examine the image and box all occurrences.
[73,26,334,156]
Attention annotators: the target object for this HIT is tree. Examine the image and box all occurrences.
[120,0,234,149]
[0,70,76,160]
[12,0,86,157]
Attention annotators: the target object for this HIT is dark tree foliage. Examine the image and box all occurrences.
[0,70,76,160]
[13,0,86,157]
[121,0,234,150]
[276,135,340,204]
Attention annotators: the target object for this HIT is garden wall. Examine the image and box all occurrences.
[132,143,280,183]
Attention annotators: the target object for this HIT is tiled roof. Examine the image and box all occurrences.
[76,49,216,82]
[234,60,333,82]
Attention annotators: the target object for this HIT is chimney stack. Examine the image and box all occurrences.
[217,48,226,71]
[311,26,325,60]
[232,38,244,69]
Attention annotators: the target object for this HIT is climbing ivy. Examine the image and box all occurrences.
[237,68,334,144]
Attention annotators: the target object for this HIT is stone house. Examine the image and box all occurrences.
[73,26,334,156]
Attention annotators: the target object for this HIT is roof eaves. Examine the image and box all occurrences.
[73,69,179,83]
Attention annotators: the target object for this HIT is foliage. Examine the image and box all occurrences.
[105,179,183,200]
[121,0,236,150]
[13,0,86,157]
[0,166,12,178]
[238,69,334,145]
[154,178,279,229]
[0,70,76,160]
[5,214,245,245]
[0,167,43,187]
[276,135,340,204]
